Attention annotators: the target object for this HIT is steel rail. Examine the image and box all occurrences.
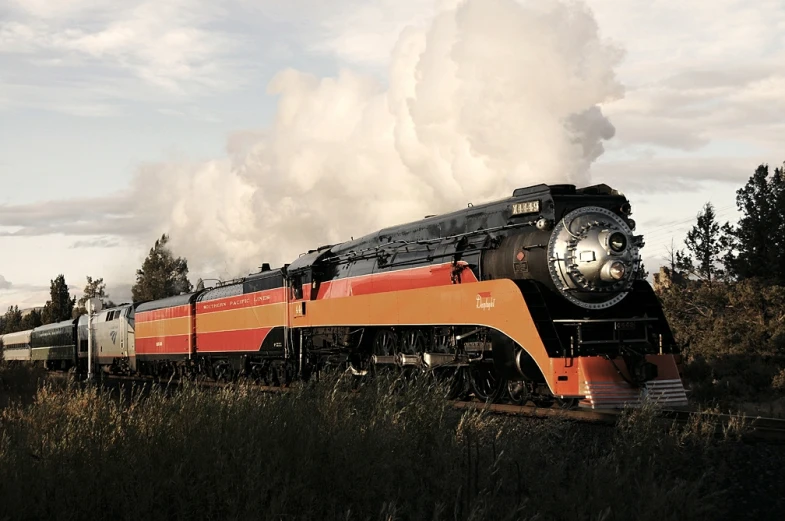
[43,372,785,442]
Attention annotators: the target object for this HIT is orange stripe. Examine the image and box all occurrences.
[136,316,192,339]
[196,303,286,333]
[289,279,565,393]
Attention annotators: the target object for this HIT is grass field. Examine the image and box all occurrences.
[0,369,783,521]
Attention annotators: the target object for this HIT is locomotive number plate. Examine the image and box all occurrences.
[615,321,636,331]
[511,200,540,215]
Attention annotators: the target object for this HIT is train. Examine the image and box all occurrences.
[0,183,688,409]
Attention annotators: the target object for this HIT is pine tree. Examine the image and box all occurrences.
[636,262,649,280]
[1,306,23,334]
[681,202,726,284]
[74,276,115,317]
[41,274,76,324]
[20,309,43,331]
[664,238,693,276]
[132,234,193,302]
[724,163,785,282]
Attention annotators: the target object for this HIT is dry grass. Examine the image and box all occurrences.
[0,372,777,521]
[0,361,47,409]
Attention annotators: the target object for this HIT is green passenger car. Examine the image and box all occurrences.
[31,318,79,370]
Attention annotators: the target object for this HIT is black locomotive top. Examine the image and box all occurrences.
[288,184,638,307]
[316,183,632,260]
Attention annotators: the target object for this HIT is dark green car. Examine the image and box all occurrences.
[31,318,81,370]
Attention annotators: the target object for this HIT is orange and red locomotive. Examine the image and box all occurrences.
[129,182,687,408]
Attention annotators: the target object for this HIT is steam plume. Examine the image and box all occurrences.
[132,0,623,278]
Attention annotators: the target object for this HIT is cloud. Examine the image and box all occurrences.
[586,0,785,159]
[0,194,140,237]
[157,106,220,122]
[310,0,438,66]
[604,60,785,153]
[70,237,120,249]
[0,0,623,280]
[51,2,238,94]
[594,155,761,194]
[105,282,133,305]
[0,273,50,309]
[0,0,255,114]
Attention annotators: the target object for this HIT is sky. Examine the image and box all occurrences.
[1,0,784,310]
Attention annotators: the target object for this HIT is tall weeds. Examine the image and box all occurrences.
[0,373,765,521]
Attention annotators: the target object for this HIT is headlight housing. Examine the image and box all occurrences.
[609,232,627,252]
[609,261,626,280]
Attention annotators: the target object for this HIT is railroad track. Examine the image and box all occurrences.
[455,400,785,443]
[44,371,785,443]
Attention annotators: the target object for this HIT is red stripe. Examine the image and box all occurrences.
[136,335,192,355]
[197,328,271,353]
[313,262,478,300]
[196,288,286,314]
[137,304,192,322]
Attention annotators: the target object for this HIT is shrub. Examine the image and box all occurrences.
[660,279,785,405]
[773,368,785,392]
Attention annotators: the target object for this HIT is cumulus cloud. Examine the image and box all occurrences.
[0,0,252,115]
[310,0,438,66]
[0,0,622,279]
[587,0,785,156]
[124,0,622,275]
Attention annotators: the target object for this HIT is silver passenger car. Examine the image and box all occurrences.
[1,329,33,362]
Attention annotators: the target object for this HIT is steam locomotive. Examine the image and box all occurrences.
[1,183,688,408]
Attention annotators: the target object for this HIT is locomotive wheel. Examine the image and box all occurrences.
[402,329,427,355]
[347,352,370,377]
[469,364,506,403]
[422,366,468,400]
[438,367,468,400]
[214,361,234,382]
[249,363,266,385]
[373,329,398,356]
[507,380,531,405]
[268,363,287,387]
[432,330,453,353]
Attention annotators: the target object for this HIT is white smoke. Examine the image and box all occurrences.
[131,0,623,278]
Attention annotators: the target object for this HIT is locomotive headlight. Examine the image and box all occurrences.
[609,232,627,252]
[600,260,627,282]
[609,261,626,280]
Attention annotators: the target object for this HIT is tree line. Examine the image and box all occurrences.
[0,234,192,335]
[667,163,785,284]
[658,161,785,406]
